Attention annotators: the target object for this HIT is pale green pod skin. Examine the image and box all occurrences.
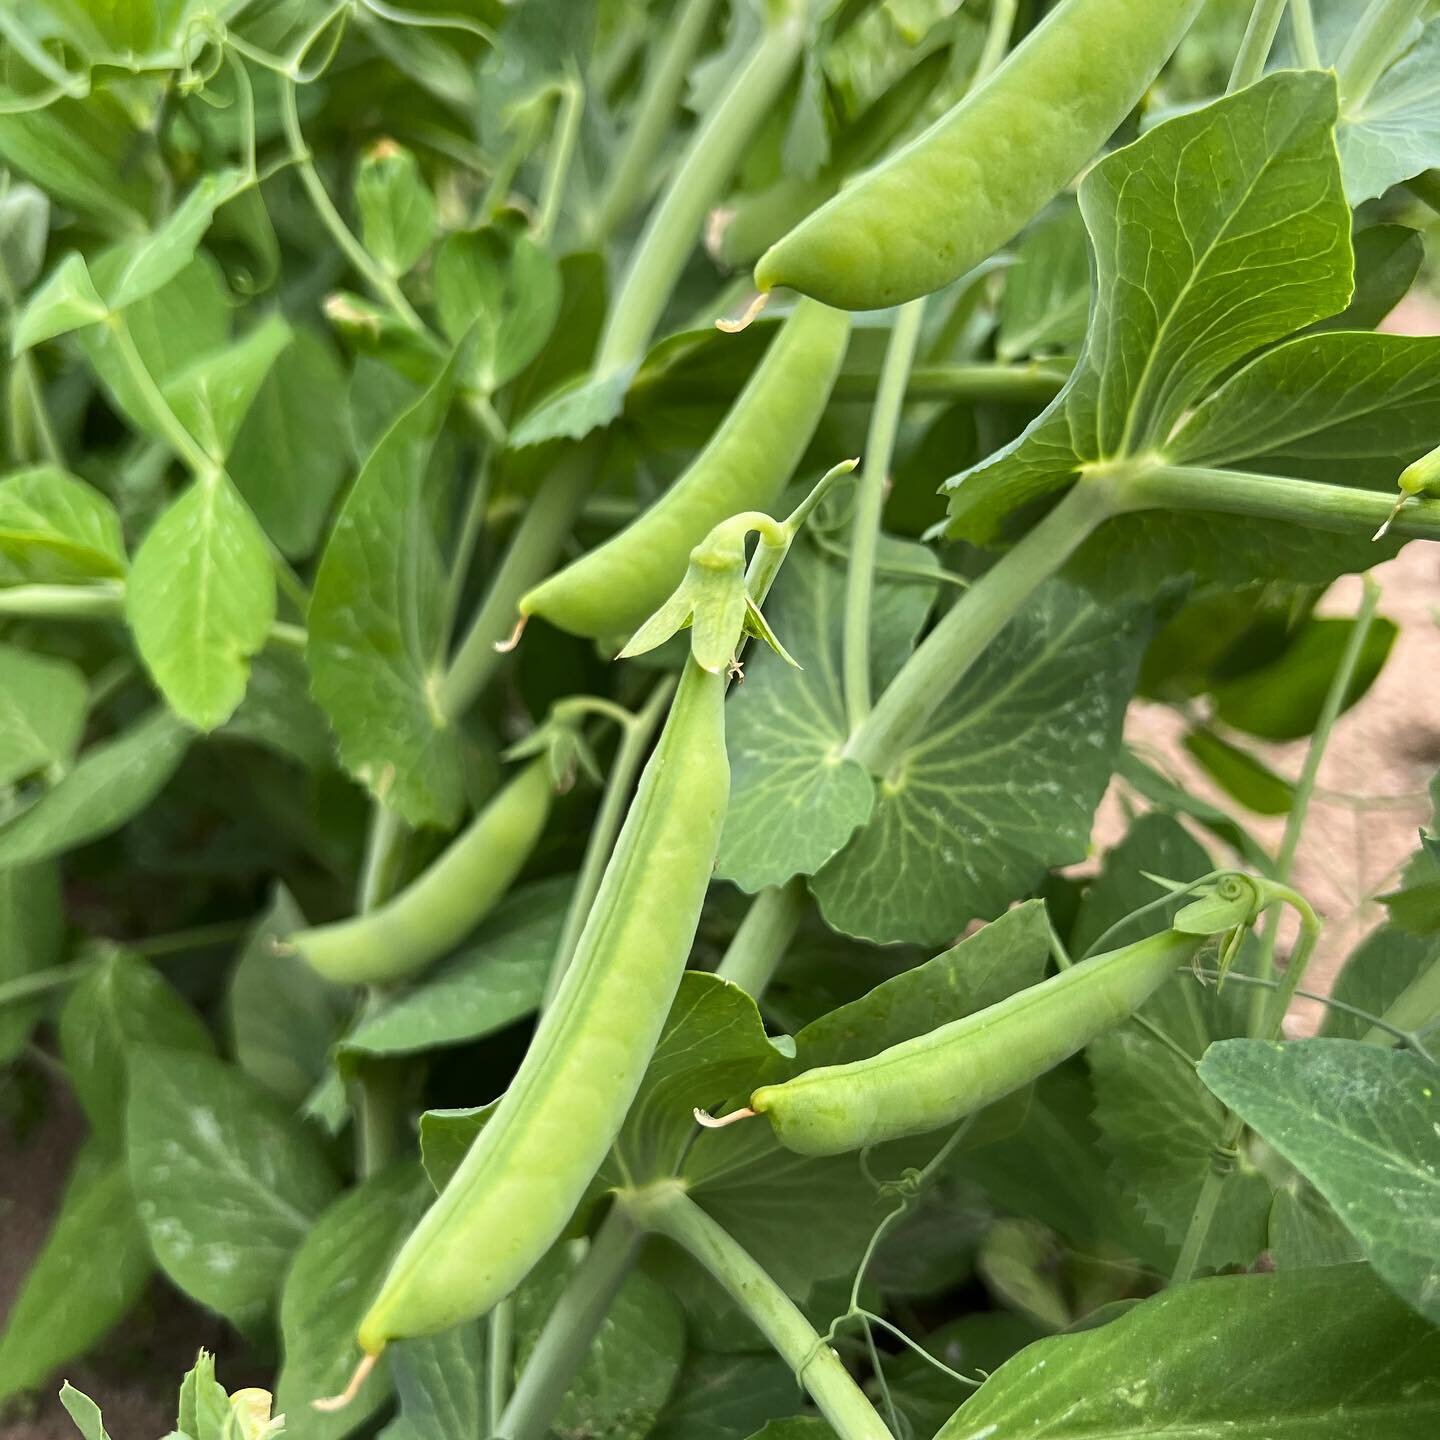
[752,929,1204,1156]
[358,661,728,1349]
[1399,442,1440,496]
[754,0,1205,310]
[520,299,849,641]
[291,759,554,986]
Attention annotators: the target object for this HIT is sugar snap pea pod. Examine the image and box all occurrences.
[754,0,1205,310]
[1399,442,1440,497]
[289,758,554,986]
[356,656,728,1350]
[519,298,849,641]
[749,928,1205,1156]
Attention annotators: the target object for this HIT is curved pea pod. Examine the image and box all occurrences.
[750,928,1204,1157]
[1399,442,1440,496]
[289,758,554,986]
[519,298,849,642]
[754,0,1205,310]
[357,657,728,1349]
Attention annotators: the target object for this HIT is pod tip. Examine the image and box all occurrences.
[312,1352,378,1413]
[494,614,528,653]
[715,292,769,334]
[693,1105,756,1130]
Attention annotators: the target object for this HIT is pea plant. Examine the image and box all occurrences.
[3,1,1440,1437]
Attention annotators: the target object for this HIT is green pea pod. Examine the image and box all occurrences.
[358,658,728,1349]
[750,928,1204,1156]
[1399,442,1440,496]
[290,758,554,985]
[520,298,849,641]
[754,0,1205,310]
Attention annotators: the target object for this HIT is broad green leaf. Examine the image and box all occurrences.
[58,949,213,1140]
[1210,614,1397,741]
[10,252,107,352]
[811,581,1151,944]
[388,1323,485,1440]
[127,471,276,731]
[162,314,293,465]
[1322,923,1440,1041]
[354,142,435,279]
[228,886,348,1107]
[340,876,570,1062]
[0,645,86,786]
[1183,726,1294,815]
[1199,1038,1440,1321]
[58,1383,112,1440]
[229,328,350,560]
[937,1264,1440,1439]
[0,710,191,868]
[0,861,62,1063]
[996,201,1090,362]
[515,1252,685,1440]
[127,1047,340,1328]
[308,345,466,828]
[509,365,634,449]
[1309,224,1424,334]
[275,1165,431,1440]
[647,1352,803,1440]
[1338,19,1440,203]
[0,465,126,584]
[1381,774,1440,935]
[716,539,937,892]
[222,648,336,770]
[0,1155,151,1404]
[1267,1184,1363,1270]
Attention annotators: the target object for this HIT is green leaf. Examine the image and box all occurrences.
[0,644,86,786]
[388,1323,485,1440]
[177,1349,231,1440]
[340,876,570,1062]
[1322,923,1440,1040]
[58,1382,112,1440]
[508,365,634,450]
[1338,19,1440,203]
[937,1264,1440,1439]
[0,1156,151,1405]
[308,344,467,828]
[1267,1184,1363,1270]
[228,885,348,1107]
[996,201,1090,362]
[127,470,276,731]
[0,861,62,1064]
[716,539,936,892]
[1381,774,1440,935]
[354,142,435,279]
[228,328,351,560]
[810,581,1151,944]
[0,709,190,868]
[1210,614,1397,741]
[1183,726,1294,815]
[58,949,213,1140]
[0,180,49,294]
[10,252,107,353]
[221,648,336,771]
[0,465,127,584]
[1199,1038,1440,1322]
[1309,224,1424,334]
[126,1047,340,1328]
[275,1165,431,1440]
[648,1352,803,1440]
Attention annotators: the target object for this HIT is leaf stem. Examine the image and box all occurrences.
[622,1184,897,1440]
[1364,954,1440,1049]
[105,315,215,476]
[973,0,1019,86]
[0,959,93,1010]
[714,877,809,998]
[537,72,586,246]
[486,1294,514,1435]
[1289,0,1321,69]
[595,1,805,374]
[843,298,925,731]
[1334,0,1425,112]
[0,582,126,619]
[1229,0,1288,92]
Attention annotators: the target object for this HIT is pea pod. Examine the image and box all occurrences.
[289,758,554,986]
[519,298,849,641]
[1399,442,1440,497]
[357,657,728,1349]
[749,928,1204,1156]
[754,0,1205,310]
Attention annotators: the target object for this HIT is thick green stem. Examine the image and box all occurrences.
[595,1,804,374]
[596,0,718,241]
[0,960,92,1010]
[537,74,585,245]
[624,1185,896,1440]
[1229,0,1288,92]
[496,1205,644,1440]
[843,298,925,731]
[543,676,676,1007]
[1289,0,1321,68]
[1365,955,1440,1048]
[846,477,1116,771]
[487,1297,514,1435]
[829,361,1070,405]
[714,877,808,998]
[974,0,1019,86]
[438,446,598,720]
[0,582,126,620]
[1335,0,1425,112]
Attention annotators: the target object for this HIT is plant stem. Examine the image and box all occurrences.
[596,0,717,242]
[830,361,1071,405]
[715,877,808,997]
[130,919,251,956]
[1289,0,1321,68]
[496,1205,644,1440]
[843,298,926,731]
[537,73,586,245]
[543,675,676,1007]
[973,0,1019,85]
[846,476,1116,771]
[595,1,805,374]
[438,444,599,720]
[1364,954,1440,1048]
[107,316,215,476]
[623,1184,896,1440]
[1229,0,1288,92]
[441,452,493,644]
[486,1296,514,1435]
[0,960,92,1010]
[0,582,126,619]
[1334,0,1424,112]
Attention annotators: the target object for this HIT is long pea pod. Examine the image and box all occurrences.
[754,0,1205,310]
[289,758,555,986]
[520,298,849,641]
[355,657,728,1349]
[748,928,1205,1156]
